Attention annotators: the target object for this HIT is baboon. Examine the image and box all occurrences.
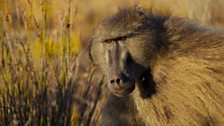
[89,7,224,126]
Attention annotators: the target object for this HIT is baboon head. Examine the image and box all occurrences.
[90,7,163,97]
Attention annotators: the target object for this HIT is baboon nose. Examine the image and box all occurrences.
[110,78,121,85]
[116,78,120,84]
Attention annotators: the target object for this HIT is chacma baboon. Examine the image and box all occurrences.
[89,7,224,126]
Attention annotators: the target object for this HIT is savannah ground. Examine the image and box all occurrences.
[0,0,224,125]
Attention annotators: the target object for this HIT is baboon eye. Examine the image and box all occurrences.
[103,36,127,43]
[117,36,127,41]
[103,39,113,43]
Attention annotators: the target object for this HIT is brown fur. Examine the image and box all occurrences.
[90,7,224,126]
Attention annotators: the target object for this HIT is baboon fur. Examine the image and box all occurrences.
[90,7,224,126]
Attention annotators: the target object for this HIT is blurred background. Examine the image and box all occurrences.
[1,0,224,126]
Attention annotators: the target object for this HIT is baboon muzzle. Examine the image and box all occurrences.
[107,42,125,85]
[106,41,135,96]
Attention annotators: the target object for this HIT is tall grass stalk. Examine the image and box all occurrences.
[0,0,82,125]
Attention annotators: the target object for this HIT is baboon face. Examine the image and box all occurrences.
[90,8,157,97]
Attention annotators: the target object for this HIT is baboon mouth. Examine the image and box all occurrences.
[108,71,153,97]
[111,87,135,97]
[109,81,135,97]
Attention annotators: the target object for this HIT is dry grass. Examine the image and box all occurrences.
[0,0,82,125]
[1,0,224,126]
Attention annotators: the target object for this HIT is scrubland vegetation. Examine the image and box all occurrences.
[0,0,224,125]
